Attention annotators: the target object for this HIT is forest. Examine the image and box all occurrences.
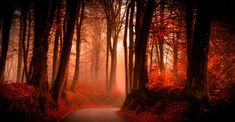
[0,0,234,122]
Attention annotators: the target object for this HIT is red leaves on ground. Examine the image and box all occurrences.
[0,82,40,113]
[120,100,190,122]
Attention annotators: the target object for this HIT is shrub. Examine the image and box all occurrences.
[0,82,43,121]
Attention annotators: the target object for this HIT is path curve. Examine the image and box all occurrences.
[60,108,127,122]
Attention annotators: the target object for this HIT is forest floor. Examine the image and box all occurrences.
[118,85,235,122]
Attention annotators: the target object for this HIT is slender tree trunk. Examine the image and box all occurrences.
[109,36,118,90]
[173,33,178,80]
[22,4,30,83]
[17,1,28,82]
[71,0,85,92]
[0,0,14,81]
[159,0,165,72]
[129,0,134,91]
[29,0,57,112]
[52,1,62,84]
[52,30,61,83]
[105,21,112,91]
[51,0,79,109]
[150,42,154,72]
[124,4,130,95]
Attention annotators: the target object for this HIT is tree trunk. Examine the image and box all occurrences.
[158,0,165,72]
[71,0,85,92]
[51,0,79,109]
[136,0,156,92]
[52,1,62,84]
[183,0,213,102]
[133,0,144,90]
[22,3,30,83]
[173,33,178,80]
[185,0,194,84]
[124,3,130,95]
[29,0,57,112]
[129,0,134,91]
[105,21,112,91]
[0,0,14,81]
[109,36,118,90]
[17,1,28,82]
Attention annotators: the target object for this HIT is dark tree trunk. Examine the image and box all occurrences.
[52,29,61,83]
[105,21,112,91]
[17,0,28,82]
[123,0,156,109]
[22,3,30,83]
[29,0,57,112]
[133,0,145,90]
[124,3,130,95]
[158,0,165,72]
[51,0,79,109]
[52,1,62,84]
[0,0,14,81]
[71,0,85,92]
[129,0,134,91]
[183,0,213,102]
[173,33,178,80]
[150,42,154,72]
[136,0,156,92]
[109,35,118,90]
[185,0,194,84]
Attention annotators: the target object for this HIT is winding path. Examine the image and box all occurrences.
[60,108,127,122]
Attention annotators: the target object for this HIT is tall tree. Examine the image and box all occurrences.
[0,0,14,81]
[29,0,57,112]
[102,0,123,91]
[52,1,62,84]
[123,2,130,95]
[71,0,85,92]
[134,0,156,92]
[17,0,28,82]
[51,0,79,108]
[158,0,165,72]
[183,0,213,102]
[133,0,145,90]
[185,0,194,84]
[128,0,135,91]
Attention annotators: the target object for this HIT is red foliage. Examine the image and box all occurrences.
[158,101,190,122]
[120,100,190,122]
[147,67,175,90]
[0,82,40,113]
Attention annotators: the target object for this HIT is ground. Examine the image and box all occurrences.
[60,108,126,122]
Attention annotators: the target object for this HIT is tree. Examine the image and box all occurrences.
[128,0,135,92]
[51,0,80,108]
[52,1,63,84]
[183,0,213,102]
[29,0,57,112]
[71,0,86,92]
[0,0,14,81]
[102,0,124,91]
[123,2,130,95]
[17,0,28,82]
[134,0,156,92]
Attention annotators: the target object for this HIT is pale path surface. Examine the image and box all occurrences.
[60,108,128,122]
